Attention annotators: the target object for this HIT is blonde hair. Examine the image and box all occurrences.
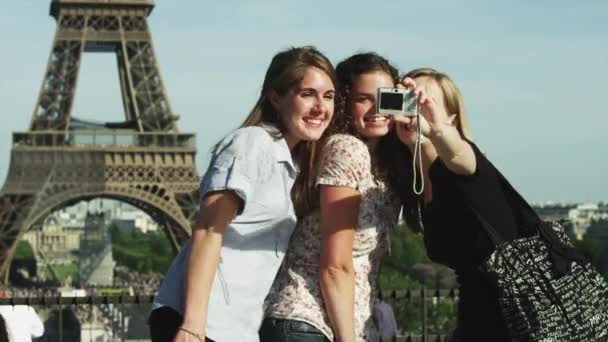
[396,68,473,232]
[403,68,473,140]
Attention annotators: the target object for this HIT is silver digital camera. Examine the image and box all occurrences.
[376,87,418,116]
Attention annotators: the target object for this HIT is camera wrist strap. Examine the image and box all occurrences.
[412,104,424,195]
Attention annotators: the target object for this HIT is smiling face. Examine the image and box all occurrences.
[350,71,395,143]
[272,67,335,149]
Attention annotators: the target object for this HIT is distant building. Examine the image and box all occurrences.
[532,203,576,222]
[107,204,159,233]
[17,199,159,285]
[569,203,608,222]
[531,202,608,240]
[21,215,83,266]
[21,217,79,253]
[569,203,608,239]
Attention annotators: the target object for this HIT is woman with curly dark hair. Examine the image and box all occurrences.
[260,52,411,342]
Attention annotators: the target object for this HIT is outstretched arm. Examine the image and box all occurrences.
[175,191,240,342]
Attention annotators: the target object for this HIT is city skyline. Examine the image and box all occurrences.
[0,1,606,203]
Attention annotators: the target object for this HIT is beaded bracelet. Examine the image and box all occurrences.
[178,327,204,342]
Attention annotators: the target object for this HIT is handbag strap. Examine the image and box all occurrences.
[490,163,543,227]
[462,150,538,246]
[467,154,586,277]
[469,205,506,247]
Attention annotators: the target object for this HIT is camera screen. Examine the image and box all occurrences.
[379,92,403,110]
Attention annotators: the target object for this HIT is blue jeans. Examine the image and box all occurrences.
[259,317,331,342]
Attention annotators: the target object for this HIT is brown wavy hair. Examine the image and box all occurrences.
[326,52,399,138]
[294,52,414,219]
[235,46,337,218]
[240,46,336,133]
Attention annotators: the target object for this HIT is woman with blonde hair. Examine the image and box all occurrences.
[149,46,337,342]
[393,67,532,341]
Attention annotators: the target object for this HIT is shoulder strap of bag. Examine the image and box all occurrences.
[462,147,539,246]
[468,205,506,247]
[490,164,543,226]
[468,153,586,276]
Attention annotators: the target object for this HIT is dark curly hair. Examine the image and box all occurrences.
[325,52,399,138]
[295,52,419,228]
[331,53,422,231]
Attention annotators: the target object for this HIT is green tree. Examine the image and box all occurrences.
[10,240,38,284]
[13,240,35,260]
[110,224,173,274]
[379,224,457,335]
[383,225,429,273]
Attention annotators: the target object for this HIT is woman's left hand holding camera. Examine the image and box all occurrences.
[392,77,432,146]
[393,77,456,139]
[396,76,476,176]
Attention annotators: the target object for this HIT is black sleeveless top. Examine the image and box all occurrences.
[421,141,538,340]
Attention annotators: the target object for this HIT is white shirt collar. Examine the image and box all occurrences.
[261,124,298,173]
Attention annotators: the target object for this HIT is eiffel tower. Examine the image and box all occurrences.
[0,0,199,282]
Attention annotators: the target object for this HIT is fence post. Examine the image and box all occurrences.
[59,304,63,342]
[421,288,427,342]
[121,294,125,342]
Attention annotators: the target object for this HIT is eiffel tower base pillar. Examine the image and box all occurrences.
[0,141,200,284]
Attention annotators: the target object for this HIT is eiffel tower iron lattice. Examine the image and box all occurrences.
[0,0,200,283]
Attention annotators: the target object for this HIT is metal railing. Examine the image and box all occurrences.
[382,288,458,342]
[0,288,459,342]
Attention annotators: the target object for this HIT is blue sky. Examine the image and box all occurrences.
[0,1,606,203]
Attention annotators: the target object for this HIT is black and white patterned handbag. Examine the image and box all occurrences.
[473,168,608,342]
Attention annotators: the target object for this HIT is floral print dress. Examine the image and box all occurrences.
[265,134,402,341]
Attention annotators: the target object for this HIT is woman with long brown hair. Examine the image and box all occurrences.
[149,46,337,342]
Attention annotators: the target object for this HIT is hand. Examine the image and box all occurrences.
[399,76,417,90]
[394,76,457,144]
[392,115,430,146]
[413,80,456,133]
[392,77,431,146]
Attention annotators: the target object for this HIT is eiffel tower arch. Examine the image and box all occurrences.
[0,0,200,282]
